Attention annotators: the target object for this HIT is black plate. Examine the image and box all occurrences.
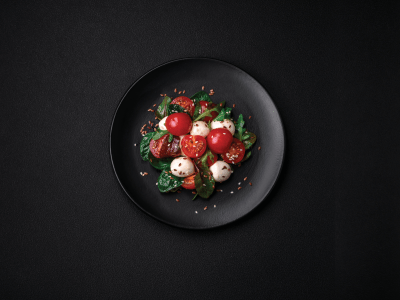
[110,58,284,229]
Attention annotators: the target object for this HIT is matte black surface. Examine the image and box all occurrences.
[1,1,399,299]
[110,58,284,228]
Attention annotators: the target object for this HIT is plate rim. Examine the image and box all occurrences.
[109,57,286,230]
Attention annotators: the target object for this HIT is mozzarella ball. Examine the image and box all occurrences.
[170,157,195,177]
[159,116,168,130]
[211,119,235,135]
[210,161,233,183]
[179,135,187,156]
[190,121,210,138]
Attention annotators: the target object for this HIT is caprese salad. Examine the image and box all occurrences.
[139,89,257,199]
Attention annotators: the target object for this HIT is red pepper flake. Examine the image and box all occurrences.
[249,116,252,119]
[178,91,182,94]
[183,90,185,94]
[244,177,247,181]
[153,104,156,107]
[202,86,205,90]
[249,182,253,186]
[174,88,177,92]
[192,191,196,194]
[238,187,242,190]
[176,199,180,202]
[160,94,163,96]
[204,206,207,210]
[258,146,261,151]
[148,109,154,112]
[233,104,236,108]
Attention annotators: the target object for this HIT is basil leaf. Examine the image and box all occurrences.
[139,132,156,161]
[167,104,191,116]
[241,151,251,163]
[158,170,184,193]
[234,114,246,141]
[242,131,257,150]
[155,96,172,120]
[152,130,169,140]
[194,151,215,199]
[190,91,212,104]
[215,107,232,121]
[148,152,175,170]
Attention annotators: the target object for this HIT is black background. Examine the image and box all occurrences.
[1,1,399,299]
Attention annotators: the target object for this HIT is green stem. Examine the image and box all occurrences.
[193,107,219,122]
[192,193,198,201]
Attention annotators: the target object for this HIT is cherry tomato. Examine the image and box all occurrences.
[165,113,192,136]
[181,135,207,158]
[181,173,196,190]
[221,138,246,164]
[195,150,218,167]
[171,96,195,117]
[149,134,181,158]
[206,128,233,154]
[199,101,218,122]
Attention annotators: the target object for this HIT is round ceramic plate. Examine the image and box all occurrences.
[110,58,284,229]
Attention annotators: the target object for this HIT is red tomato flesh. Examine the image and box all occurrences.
[181,173,196,190]
[199,101,218,123]
[171,96,195,117]
[221,138,246,164]
[206,128,233,154]
[181,135,207,158]
[165,113,192,136]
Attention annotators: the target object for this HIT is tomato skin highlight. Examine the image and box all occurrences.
[149,134,181,158]
[171,96,195,117]
[199,101,218,123]
[206,128,233,154]
[181,135,207,158]
[221,138,246,164]
[165,113,192,136]
[181,173,196,189]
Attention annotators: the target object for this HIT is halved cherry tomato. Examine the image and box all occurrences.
[181,173,196,189]
[165,113,192,136]
[206,128,233,154]
[199,101,218,122]
[149,134,181,158]
[221,138,246,164]
[181,135,207,158]
[171,96,195,117]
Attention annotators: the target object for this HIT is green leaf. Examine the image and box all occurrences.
[167,104,191,116]
[193,102,202,119]
[215,107,232,121]
[194,151,215,199]
[139,132,156,161]
[242,131,257,150]
[190,91,212,104]
[234,114,246,141]
[148,152,175,170]
[168,133,174,143]
[158,170,184,193]
[193,107,219,122]
[152,130,169,140]
[241,151,251,163]
[155,96,172,120]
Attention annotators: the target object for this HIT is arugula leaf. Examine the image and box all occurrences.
[148,152,175,170]
[139,132,156,161]
[193,102,202,119]
[155,96,172,120]
[233,114,246,141]
[241,151,251,163]
[167,104,191,116]
[194,151,215,199]
[214,107,232,121]
[242,131,257,150]
[152,130,173,141]
[158,170,184,193]
[193,101,225,121]
[190,91,212,104]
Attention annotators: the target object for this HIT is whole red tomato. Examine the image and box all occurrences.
[206,128,233,154]
[165,113,192,136]
[171,96,195,117]
[221,138,246,164]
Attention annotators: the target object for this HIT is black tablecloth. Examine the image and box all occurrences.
[1,1,399,299]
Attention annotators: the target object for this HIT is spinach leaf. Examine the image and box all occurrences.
[194,151,215,199]
[233,114,246,141]
[148,152,175,170]
[214,107,232,121]
[241,151,252,163]
[152,129,173,141]
[155,96,172,120]
[190,91,212,104]
[242,131,257,150]
[158,170,184,193]
[167,104,191,116]
[139,132,156,161]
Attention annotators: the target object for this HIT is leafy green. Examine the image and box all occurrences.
[167,104,191,116]
[193,101,225,122]
[190,91,212,104]
[242,131,257,150]
[193,102,202,120]
[155,96,172,120]
[241,151,252,163]
[214,107,232,121]
[152,130,173,142]
[194,151,215,199]
[158,170,184,193]
[148,152,175,170]
[233,114,246,141]
[140,132,156,161]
